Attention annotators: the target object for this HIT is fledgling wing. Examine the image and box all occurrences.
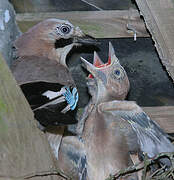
[58,136,87,180]
[99,100,174,166]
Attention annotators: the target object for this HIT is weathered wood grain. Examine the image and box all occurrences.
[0,0,21,65]
[135,0,174,81]
[143,106,174,133]
[16,10,149,38]
[10,0,57,13]
[0,53,58,179]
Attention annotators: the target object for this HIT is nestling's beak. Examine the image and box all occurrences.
[80,42,120,84]
[81,56,107,85]
[81,57,97,76]
[80,50,108,79]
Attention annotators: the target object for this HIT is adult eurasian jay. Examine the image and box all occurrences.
[11,19,98,165]
[11,18,98,129]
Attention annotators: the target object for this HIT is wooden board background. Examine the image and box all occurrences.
[143,106,174,134]
[135,0,174,81]
[16,10,149,38]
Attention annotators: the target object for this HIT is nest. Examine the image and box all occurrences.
[106,152,174,180]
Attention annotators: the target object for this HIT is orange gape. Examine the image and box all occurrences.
[88,55,111,78]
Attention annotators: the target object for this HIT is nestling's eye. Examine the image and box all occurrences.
[60,25,71,34]
[112,67,125,80]
[114,69,120,76]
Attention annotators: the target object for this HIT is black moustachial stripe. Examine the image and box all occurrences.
[55,38,73,48]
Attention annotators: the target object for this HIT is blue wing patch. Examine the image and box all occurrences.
[63,86,79,110]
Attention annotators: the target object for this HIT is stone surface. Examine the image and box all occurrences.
[0,0,21,66]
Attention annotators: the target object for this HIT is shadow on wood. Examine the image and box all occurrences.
[0,53,58,179]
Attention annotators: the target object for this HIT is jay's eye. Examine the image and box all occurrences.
[60,25,71,34]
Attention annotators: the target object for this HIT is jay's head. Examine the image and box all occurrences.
[81,42,130,104]
[14,18,98,66]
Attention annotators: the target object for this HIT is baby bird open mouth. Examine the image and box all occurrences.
[81,42,118,80]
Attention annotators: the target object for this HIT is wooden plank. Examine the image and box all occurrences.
[135,0,174,81]
[0,0,21,66]
[16,10,149,38]
[143,106,174,133]
[0,53,58,179]
[11,0,57,13]
[10,0,96,13]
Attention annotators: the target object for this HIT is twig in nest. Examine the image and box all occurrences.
[105,152,174,180]
[142,154,149,180]
[149,165,166,178]
[0,169,71,180]
[105,161,144,180]
[23,169,71,179]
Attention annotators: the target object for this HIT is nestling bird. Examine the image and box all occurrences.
[79,42,174,179]
[11,18,98,129]
[55,43,137,180]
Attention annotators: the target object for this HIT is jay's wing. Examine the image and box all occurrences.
[11,56,74,87]
[11,56,75,109]
[33,86,78,127]
[11,56,78,128]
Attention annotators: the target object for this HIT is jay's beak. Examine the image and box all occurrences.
[73,26,99,46]
[73,34,99,47]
